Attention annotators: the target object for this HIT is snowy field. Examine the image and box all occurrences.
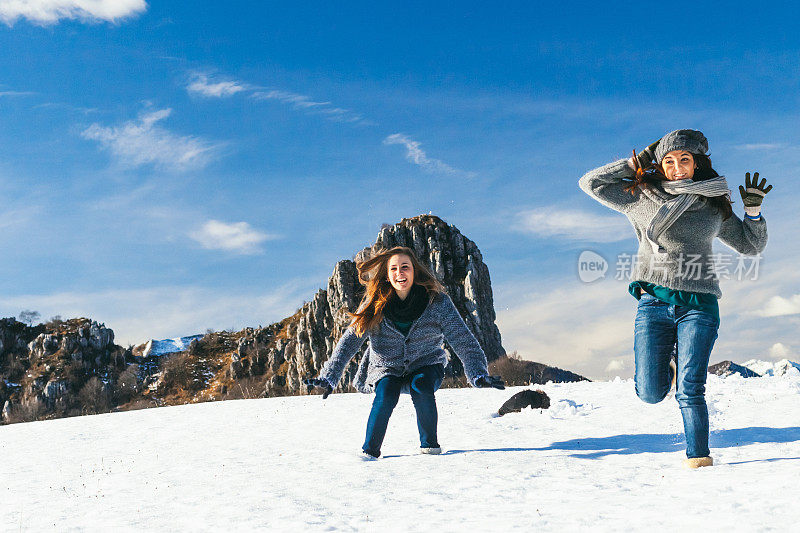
[2,370,800,532]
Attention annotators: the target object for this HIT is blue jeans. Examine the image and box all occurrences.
[634,293,720,458]
[363,364,444,457]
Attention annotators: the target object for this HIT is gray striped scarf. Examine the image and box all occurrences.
[646,176,730,254]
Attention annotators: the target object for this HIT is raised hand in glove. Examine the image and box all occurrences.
[304,377,333,399]
[739,172,773,218]
[476,375,505,390]
[631,139,661,171]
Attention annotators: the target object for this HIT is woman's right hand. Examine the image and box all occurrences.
[304,377,333,399]
[631,139,661,170]
[476,375,505,390]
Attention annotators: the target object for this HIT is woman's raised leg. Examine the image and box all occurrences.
[634,294,676,404]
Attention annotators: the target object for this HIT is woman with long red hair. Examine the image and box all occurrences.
[305,246,504,459]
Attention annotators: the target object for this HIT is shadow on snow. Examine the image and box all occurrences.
[440,426,800,460]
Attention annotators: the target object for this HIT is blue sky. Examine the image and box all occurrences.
[1,1,798,378]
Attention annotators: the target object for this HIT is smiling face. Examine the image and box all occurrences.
[661,150,696,181]
[387,253,415,299]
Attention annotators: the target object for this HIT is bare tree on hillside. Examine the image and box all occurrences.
[19,310,41,326]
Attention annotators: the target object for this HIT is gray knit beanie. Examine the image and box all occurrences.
[655,129,709,163]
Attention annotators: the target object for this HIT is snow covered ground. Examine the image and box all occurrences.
[2,371,799,532]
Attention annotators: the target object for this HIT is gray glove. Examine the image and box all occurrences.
[738,172,772,218]
[476,375,505,390]
[633,140,660,170]
[304,377,333,399]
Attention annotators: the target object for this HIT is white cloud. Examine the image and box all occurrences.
[769,342,795,360]
[383,133,467,175]
[0,283,308,347]
[81,108,221,171]
[187,74,247,98]
[605,358,627,374]
[251,89,366,123]
[190,220,277,255]
[756,294,800,317]
[0,0,147,26]
[515,207,633,243]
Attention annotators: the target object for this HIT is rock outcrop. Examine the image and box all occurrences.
[0,317,133,423]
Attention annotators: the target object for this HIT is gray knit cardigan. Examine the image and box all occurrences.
[320,291,490,393]
[579,159,768,298]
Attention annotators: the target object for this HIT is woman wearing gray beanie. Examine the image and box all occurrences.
[579,129,772,468]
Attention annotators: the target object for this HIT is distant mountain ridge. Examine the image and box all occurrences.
[742,359,800,377]
[709,359,800,379]
[708,361,761,378]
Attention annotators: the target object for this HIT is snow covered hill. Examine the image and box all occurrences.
[742,358,800,377]
[2,373,799,531]
[141,335,205,358]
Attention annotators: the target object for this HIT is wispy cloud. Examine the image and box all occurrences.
[190,220,277,255]
[251,89,367,124]
[33,102,99,114]
[515,207,633,243]
[0,205,43,231]
[0,0,147,26]
[734,143,786,151]
[81,108,222,171]
[383,133,469,176]
[187,73,247,98]
[252,90,328,108]
[0,90,36,97]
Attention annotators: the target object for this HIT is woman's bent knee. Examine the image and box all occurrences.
[636,386,669,404]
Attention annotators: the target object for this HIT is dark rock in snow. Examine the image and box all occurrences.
[709,360,761,378]
[497,389,551,416]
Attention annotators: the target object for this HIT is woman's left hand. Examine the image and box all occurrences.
[739,172,773,218]
[476,375,505,390]
[304,377,334,399]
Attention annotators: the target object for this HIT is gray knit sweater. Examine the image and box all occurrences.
[579,159,768,298]
[320,291,490,393]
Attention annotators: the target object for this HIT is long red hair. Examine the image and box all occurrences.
[349,246,445,336]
